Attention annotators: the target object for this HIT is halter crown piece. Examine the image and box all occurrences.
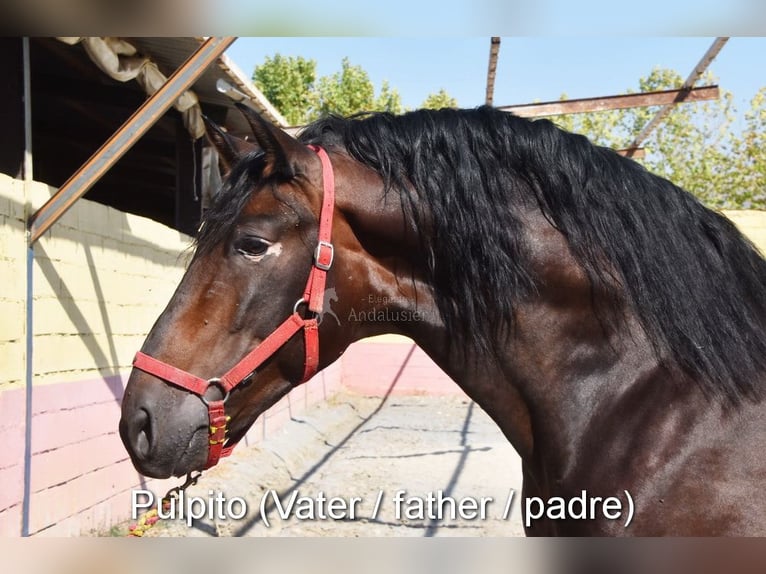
[132,145,335,469]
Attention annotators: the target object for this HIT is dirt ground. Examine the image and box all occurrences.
[129,392,525,537]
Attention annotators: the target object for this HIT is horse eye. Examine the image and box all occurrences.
[235,236,270,258]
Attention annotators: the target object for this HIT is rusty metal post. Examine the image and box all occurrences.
[485,37,501,106]
[28,36,236,244]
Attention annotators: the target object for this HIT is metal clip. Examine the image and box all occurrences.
[163,470,203,501]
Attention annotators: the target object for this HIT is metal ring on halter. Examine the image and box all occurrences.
[200,377,230,406]
[293,298,309,315]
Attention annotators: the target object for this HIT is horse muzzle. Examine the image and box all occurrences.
[119,373,210,478]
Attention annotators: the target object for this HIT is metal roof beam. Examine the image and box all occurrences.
[625,37,728,151]
[485,37,501,106]
[28,36,236,245]
[497,85,720,118]
[616,148,645,159]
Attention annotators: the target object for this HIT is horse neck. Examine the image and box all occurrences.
[400,206,673,486]
[333,157,666,478]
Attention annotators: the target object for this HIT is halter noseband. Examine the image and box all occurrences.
[131,145,335,470]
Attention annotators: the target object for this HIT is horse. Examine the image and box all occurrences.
[119,103,766,535]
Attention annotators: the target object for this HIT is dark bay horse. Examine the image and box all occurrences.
[120,104,766,535]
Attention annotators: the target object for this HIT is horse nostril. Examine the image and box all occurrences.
[130,408,153,460]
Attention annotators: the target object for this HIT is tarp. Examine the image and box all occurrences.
[57,37,205,139]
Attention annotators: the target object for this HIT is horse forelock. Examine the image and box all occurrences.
[194,151,267,258]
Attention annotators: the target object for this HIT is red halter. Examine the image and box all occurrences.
[132,145,335,469]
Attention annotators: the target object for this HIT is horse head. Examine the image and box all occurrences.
[119,106,433,478]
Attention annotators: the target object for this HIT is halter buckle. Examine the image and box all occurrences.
[200,377,230,406]
[314,241,334,271]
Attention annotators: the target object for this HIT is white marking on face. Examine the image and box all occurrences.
[266,242,283,258]
[242,241,282,262]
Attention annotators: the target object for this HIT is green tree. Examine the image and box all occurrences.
[315,57,404,117]
[422,88,458,110]
[375,80,404,114]
[314,57,375,117]
[254,55,403,123]
[633,69,737,208]
[252,54,317,126]
[546,68,765,209]
[728,88,766,208]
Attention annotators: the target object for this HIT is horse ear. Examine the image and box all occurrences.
[202,115,260,176]
[234,103,311,179]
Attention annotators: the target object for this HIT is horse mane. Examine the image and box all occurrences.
[195,151,267,257]
[299,106,766,404]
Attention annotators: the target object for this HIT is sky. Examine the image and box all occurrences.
[224,37,765,131]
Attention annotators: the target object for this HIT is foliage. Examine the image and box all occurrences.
[731,88,766,209]
[375,81,405,114]
[253,55,404,123]
[252,54,317,126]
[314,58,405,116]
[422,88,459,110]
[547,68,765,210]
[314,57,376,117]
[253,57,763,209]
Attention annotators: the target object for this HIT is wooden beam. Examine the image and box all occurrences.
[497,85,719,118]
[28,36,236,244]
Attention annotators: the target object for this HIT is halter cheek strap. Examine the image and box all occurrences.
[132,145,335,470]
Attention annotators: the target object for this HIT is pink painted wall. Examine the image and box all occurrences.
[341,341,464,397]
[0,375,174,536]
[0,338,454,536]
